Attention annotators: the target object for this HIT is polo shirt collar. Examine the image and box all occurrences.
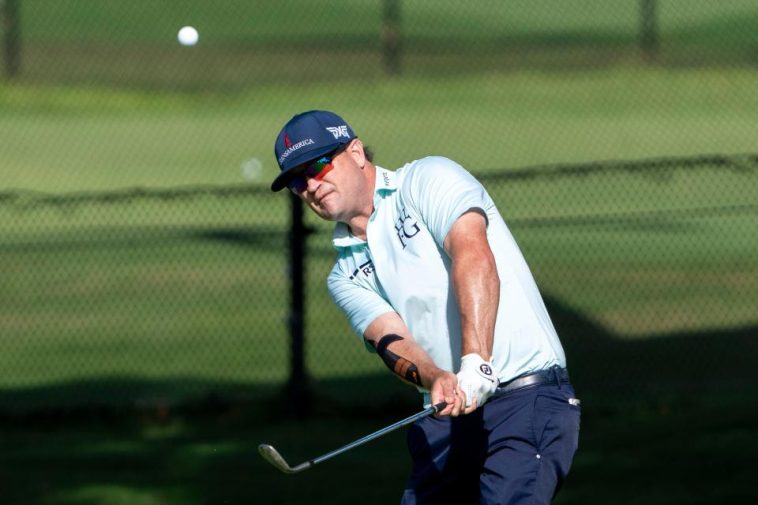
[332,166,396,249]
[332,222,361,248]
[375,166,397,195]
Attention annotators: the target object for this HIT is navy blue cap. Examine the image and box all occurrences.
[271,110,357,192]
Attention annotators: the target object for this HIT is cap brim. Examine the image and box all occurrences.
[270,140,349,192]
[270,169,298,192]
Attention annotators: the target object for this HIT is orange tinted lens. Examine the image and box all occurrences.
[304,157,332,177]
[311,161,334,180]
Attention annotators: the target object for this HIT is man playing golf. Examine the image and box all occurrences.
[270,110,580,504]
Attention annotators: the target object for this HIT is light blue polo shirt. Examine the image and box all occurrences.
[327,156,566,387]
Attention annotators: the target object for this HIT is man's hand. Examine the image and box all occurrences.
[456,353,497,412]
[429,371,466,417]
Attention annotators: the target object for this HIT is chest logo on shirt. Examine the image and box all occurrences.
[395,207,421,249]
[349,260,375,280]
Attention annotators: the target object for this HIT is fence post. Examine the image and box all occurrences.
[286,193,310,417]
[381,0,401,75]
[1,0,21,79]
[639,0,659,62]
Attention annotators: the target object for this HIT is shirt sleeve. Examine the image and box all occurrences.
[403,156,492,248]
[327,263,395,342]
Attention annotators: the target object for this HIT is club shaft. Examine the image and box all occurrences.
[310,401,446,466]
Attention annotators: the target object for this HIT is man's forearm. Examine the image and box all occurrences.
[444,210,500,361]
[367,333,447,389]
[452,244,499,359]
[363,312,448,389]
[372,334,422,386]
[364,311,466,416]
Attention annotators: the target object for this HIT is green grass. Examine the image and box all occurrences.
[18,0,758,46]
[4,2,758,191]
[2,70,756,410]
[3,68,758,192]
[1,160,756,410]
[2,3,756,502]
[12,0,758,92]
[488,166,758,336]
[0,190,384,408]
[0,395,756,504]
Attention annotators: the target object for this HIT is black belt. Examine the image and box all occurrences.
[496,366,570,394]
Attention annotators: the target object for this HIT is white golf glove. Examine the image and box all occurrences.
[456,353,498,408]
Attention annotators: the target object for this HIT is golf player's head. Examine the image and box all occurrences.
[272,110,374,223]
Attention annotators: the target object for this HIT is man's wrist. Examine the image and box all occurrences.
[460,354,496,381]
[424,366,451,389]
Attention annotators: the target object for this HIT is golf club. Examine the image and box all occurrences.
[258,401,447,474]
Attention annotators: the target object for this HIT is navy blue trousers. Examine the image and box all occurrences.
[401,383,580,505]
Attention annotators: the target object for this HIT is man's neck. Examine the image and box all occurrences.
[345,163,377,241]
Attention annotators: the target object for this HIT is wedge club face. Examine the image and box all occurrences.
[258,444,312,474]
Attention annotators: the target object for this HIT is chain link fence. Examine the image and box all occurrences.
[1,153,756,411]
[2,1,757,412]
[5,1,758,85]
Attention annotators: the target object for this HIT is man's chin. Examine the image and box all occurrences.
[314,200,339,221]
[318,194,336,210]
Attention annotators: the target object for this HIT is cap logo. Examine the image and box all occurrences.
[278,138,315,164]
[284,134,292,149]
[326,125,350,139]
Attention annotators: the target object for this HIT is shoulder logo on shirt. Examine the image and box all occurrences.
[349,260,375,280]
[395,207,420,249]
[326,126,350,139]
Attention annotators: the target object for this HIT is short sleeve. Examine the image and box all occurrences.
[403,157,492,247]
[327,264,395,340]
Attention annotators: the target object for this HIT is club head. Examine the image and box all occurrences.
[258,444,311,474]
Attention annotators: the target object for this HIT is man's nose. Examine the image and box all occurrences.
[306,176,321,192]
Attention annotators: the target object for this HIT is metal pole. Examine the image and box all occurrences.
[640,0,659,63]
[2,0,21,79]
[286,192,309,417]
[381,0,401,75]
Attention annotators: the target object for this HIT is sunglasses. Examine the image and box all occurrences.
[286,146,345,193]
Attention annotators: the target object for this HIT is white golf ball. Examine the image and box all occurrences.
[177,26,199,46]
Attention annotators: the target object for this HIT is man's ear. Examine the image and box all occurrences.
[349,138,367,168]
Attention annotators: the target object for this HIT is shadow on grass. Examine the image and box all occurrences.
[544,295,758,407]
[0,297,756,505]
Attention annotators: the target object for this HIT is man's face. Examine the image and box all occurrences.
[289,139,369,223]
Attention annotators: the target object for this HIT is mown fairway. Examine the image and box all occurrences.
[1,2,757,503]
[1,156,755,409]
[0,391,756,504]
[5,0,758,191]
[3,68,758,192]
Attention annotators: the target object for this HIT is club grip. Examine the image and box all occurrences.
[431,401,447,413]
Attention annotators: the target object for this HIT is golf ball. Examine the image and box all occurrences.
[177,26,199,46]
